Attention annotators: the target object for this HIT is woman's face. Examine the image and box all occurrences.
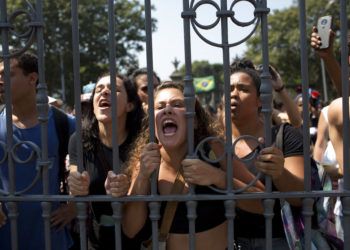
[93,75,133,123]
[136,74,159,104]
[230,72,261,120]
[295,95,311,117]
[154,87,187,149]
[296,96,303,116]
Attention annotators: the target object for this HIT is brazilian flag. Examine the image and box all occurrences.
[193,76,215,93]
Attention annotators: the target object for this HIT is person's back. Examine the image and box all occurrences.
[0,52,75,250]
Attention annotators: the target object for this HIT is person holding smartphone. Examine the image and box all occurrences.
[311,17,350,243]
[310,17,343,96]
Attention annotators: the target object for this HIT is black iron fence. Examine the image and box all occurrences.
[0,0,349,249]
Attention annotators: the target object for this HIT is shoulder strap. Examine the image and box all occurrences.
[158,169,185,242]
[52,106,70,194]
[275,123,286,151]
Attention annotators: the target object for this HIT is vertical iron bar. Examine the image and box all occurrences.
[149,201,160,250]
[259,0,272,185]
[218,0,234,248]
[298,0,312,248]
[186,200,197,250]
[225,200,235,250]
[112,202,122,250]
[263,199,274,250]
[339,0,349,249]
[342,197,350,250]
[182,0,195,162]
[220,0,232,193]
[182,1,197,249]
[35,0,52,248]
[108,0,119,173]
[340,0,349,189]
[258,0,273,248]
[320,59,328,103]
[0,1,18,249]
[71,0,83,173]
[108,1,122,248]
[76,202,88,250]
[7,202,18,250]
[144,0,156,145]
[298,0,311,192]
[41,202,52,250]
[302,198,314,250]
[144,1,161,249]
[144,0,157,194]
[71,1,87,249]
[59,51,66,102]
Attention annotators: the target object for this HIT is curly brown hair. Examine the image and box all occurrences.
[124,81,223,177]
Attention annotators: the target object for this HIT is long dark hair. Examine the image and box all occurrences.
[81,73,144,154]
[125,81,222,176]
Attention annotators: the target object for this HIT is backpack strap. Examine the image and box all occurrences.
[51,106,70,194]
[275,123,286,151]
[158,168,185,242]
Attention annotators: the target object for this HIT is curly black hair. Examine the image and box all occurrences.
[230,59,261,96]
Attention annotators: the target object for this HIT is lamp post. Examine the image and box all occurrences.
[59,50,66,102]
[320,59,328,103]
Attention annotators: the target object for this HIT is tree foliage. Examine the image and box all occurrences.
[5,0,155,105]
[244,0,349,101]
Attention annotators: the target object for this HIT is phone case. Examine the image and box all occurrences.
[317,16,332,49]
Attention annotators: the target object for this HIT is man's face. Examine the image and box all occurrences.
[0,59,37,104]
[136,74,160,104]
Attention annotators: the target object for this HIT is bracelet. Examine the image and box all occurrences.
[274,85,285,92]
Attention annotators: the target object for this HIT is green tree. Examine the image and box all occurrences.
[244,0,348,101]
[6,0,156,105]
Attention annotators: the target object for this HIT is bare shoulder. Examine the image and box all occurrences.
[328,97,346,125]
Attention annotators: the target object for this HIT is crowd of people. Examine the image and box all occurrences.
[0,19,349,250]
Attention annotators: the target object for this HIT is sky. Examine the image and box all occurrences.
[137,0,294,80]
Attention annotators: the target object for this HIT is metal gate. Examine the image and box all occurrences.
[0,0,349,249]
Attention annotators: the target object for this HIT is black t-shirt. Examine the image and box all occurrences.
[69,132,150,250]
[159,145,226,234]
[234,124,304,238]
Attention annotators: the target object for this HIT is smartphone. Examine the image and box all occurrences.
[317,15,332,49]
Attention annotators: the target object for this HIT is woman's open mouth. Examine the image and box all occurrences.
[98,100,111,109]
[162,119,177,136]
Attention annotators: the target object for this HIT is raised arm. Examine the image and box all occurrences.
[270,65,302,127]
[310,26,342,96]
